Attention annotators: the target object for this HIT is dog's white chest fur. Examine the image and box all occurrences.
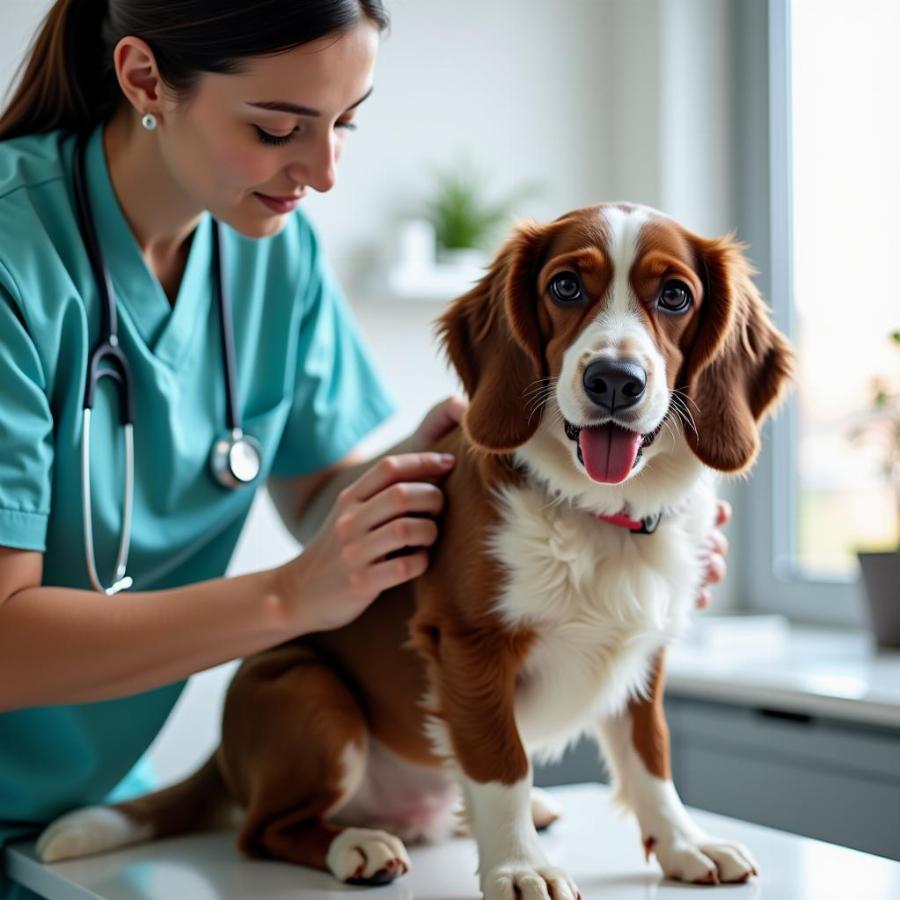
[488,479,714,760]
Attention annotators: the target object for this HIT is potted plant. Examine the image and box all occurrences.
[850,330,900,648]
[423,159,539,267]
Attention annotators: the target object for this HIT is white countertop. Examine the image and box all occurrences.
[8,783,900,899]
[666,620,900,729]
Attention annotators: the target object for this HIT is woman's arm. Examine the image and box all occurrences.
[0,440,461,712]
[0,546,286,712]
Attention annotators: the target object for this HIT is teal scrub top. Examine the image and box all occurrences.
[0,124,395,886]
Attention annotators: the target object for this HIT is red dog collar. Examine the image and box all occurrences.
[595,510,662,534]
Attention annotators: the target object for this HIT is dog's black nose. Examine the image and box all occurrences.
[582,359,647,411]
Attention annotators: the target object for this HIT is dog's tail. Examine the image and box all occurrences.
[36,750,237,863]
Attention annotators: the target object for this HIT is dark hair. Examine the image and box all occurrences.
[0,0,389,141]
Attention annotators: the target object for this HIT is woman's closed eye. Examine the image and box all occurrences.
[254,120,358,146]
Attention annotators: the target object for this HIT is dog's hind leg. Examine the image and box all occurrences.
[219,641,411,885]
[450,787,561,838]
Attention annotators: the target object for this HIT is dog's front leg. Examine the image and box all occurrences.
[428,629,581,900]
[595,649,758,884]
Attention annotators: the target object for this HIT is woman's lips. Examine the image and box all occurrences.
[254,192,303,214]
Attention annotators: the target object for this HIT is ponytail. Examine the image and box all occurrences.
[0,0,118,140]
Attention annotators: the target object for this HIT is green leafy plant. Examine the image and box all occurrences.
[423,161,540,253]
[849,330,900,550]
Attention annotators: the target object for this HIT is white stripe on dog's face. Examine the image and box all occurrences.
[556,205,671,436]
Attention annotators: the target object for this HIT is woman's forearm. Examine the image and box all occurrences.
[0,567,288,712]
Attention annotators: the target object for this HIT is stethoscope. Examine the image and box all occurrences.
[73,132,262,595]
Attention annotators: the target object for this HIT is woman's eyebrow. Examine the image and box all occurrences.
[247,86,374,117]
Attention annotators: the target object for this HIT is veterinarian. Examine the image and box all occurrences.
[0,2,731,897]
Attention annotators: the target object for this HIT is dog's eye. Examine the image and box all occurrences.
[549,272,584,305]
[658,280,692,313]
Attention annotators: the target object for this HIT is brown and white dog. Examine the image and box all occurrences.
[37,203,792,897]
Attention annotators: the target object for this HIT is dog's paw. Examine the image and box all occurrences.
[36,807,153,862]
[326,827,411,885]
[482,862,581,900]
[647,833,758,884]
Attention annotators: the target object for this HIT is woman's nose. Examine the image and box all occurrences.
[290,133,337,194]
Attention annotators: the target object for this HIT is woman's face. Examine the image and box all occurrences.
[156,20,379,238]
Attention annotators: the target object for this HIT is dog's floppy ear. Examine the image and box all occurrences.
[436,221,548,452]
[680,235,794,473]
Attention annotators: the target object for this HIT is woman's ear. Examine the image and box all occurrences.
[435,221,548,453]
[680,235,794,473]
[112,36,164,118]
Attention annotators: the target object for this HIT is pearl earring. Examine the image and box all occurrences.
[141,113,158,131]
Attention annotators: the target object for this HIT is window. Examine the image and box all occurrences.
[739,0,899,625]
[790,0,900,578]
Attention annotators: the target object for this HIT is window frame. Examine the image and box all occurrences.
[736,0,866,628]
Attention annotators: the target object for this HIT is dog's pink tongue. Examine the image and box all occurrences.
[578,424,643,483]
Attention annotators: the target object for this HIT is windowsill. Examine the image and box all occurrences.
[358,260,487,305]
[667,617,900,729]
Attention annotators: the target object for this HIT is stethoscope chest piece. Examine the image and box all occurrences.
[210,428,263,489]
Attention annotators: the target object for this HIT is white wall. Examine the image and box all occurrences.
[0,2,47,94]
[0,0,746,787]
[303,0,615,283]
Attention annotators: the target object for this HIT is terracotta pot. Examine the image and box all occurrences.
[858,550,900,648]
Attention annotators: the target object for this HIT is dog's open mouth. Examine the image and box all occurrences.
[564,418,664,484]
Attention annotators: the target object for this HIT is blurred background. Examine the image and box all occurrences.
[3,0,898,862]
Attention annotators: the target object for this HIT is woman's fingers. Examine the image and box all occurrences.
[708,528,728,558]
[411,396,469,450]
[696,501,731,609]
[706,550,726,583]
[367,551,431,593]
[350,481,446,537]
[344,453,455,505]
[356,516,440,565]
[715,499,732,527]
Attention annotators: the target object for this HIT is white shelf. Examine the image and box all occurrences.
[367,261,487,304]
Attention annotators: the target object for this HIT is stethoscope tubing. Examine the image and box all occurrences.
[81,409,134,595]
[212,216,240,435]
[74,133,137,594]
[72,130,260,595]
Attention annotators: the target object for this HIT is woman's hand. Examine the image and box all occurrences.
[405,395,468,452]
[275,452,455,634]
[697,499,731,609]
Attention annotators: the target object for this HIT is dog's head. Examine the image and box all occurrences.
[437,203,793,494]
